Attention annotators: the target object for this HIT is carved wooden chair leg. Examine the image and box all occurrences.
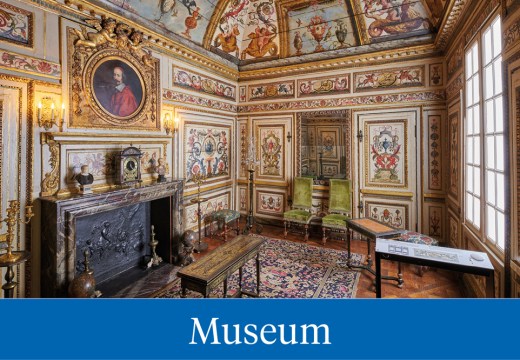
[397,262,404,288]
[284,221,288,238]
[304,224,309,241]
[235,218,240,235]
[322,227,327,245]
[223,221,228,241]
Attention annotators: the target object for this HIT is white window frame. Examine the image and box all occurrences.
[463,14,506,254]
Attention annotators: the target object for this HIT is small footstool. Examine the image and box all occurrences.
[212,209,241,241]
[395,230,439,276]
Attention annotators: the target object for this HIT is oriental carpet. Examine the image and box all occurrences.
[154,237,363,298]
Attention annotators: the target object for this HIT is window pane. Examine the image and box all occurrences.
[473,75,480,103]
[495,96,504,132]
[466,193,473,221]
[474,197,481,228]
[485,66,493,98]
[466,50,473,79]
[493,20,502,58]
[474,137,480,166]
[497,211,505,249]
[494,60,502,96]
[497,173,505,210]
[474,167,481,196]
[466,165,473,191]
[486,136,495,168]
[473,106,480,134]
[467,107,473,134]
[467,138,473,164]
[466,80,473,105]
[483,29,492,65]
[496,135,504,171]
[487,170,496,205]
[485,100,494,133]
[487,206,496,241]
[473,44,479,74]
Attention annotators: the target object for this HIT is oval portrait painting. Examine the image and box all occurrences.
[92,59,144,119]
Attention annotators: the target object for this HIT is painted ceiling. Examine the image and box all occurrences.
[103,0,450,69]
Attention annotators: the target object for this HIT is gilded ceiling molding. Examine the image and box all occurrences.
[238,90,445,113]
[163,89,237,113]
[238,44,438,81]
[34,0,238,81]
[434,0,469,50]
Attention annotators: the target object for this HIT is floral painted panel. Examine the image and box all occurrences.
[239,187,247,212]
[184,192,230,232]
[106,0,213,44]
[426,204,443,240]
[297,75,350,97]
[286,0,358,57]
[173,67,236,101]
[428,115,442,191]
[365,120,407,188]
[318,128,339,159]
[448,211,459,248]
[256,190,284,216]
[163,90,237,113]
[354,0,431,43]
[239,86,246,102]
[213,0,279,61]
[0,50,60,78]
[365,201,408,230]
[258,126,284,178]
[448,111,459,199]
[354,66,424,92]
[249,81,294,101]
[185,123,231,183]
[0,1,33,47]
[239,123,247,178]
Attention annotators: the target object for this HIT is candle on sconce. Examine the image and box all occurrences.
[174,116,179,132]
[50,103,55,121]
[37,102,42,121]
[61,103,65,119]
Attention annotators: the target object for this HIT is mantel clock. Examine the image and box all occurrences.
[115,146,143,185]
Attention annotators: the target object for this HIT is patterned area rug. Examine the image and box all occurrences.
[154,237,364,298]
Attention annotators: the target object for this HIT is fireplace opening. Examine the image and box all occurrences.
[75,202,151,286]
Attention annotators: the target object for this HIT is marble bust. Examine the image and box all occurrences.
[155,157,166,182]
[76,164,94,194]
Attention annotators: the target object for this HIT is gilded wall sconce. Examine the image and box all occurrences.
[164,113,179,135]
[37,97,65,131]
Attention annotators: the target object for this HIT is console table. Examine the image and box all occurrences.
[346,218,404,287]
[375,238,495,298]
[177,235,266,298]
[40,179,184,297]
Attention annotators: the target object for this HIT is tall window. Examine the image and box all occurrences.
[464,16,505,251]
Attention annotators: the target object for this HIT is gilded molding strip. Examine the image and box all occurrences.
[183,181,233,197]
[163,89,237,113]
[0,49,60,78]
[43,132,172,140]
[238,90,445,113]
[360,189,414,197]
[41,142,60,196]
[423,193,447,199]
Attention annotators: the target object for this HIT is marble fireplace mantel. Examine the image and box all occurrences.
[40,179,184,297]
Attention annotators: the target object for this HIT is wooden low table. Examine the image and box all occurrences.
[346,218,404,288]
[177,235,266,298]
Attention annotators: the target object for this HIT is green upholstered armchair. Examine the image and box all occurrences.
[321,179,352,244]
[283,177,314,241]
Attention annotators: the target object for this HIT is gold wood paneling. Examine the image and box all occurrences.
[360,189,414,198]
[183,180,233,197]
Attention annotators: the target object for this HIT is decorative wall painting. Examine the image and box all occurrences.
[258,126,283,178]
[0,1,33,47]
[429,63,443,86]
[364,120,407,188]
[354,66,424,92]
[249,81,294,101]
[365,201,409,230]
[185,123,231,184]
[448,111,459,199]
[428,115,442,191]
[173,67,236,101]
[184,192,230,231]
[297,75,350,97]
[256,191,284,216]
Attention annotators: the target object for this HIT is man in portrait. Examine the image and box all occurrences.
[110,66,138,117]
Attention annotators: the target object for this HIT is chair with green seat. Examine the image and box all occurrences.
[321,179,352,245]
[283,177,314,241]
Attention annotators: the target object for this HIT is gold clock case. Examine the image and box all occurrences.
[115,146,143,185]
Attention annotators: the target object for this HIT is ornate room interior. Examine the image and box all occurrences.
[0,0,519,298]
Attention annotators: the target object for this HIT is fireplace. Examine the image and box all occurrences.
[40,179,184,297]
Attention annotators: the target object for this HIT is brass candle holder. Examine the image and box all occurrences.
[0,200,34,298]
[190,174,208,253]
[149,225,163,267]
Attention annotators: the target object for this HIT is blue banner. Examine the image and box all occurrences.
[2,299,517,359]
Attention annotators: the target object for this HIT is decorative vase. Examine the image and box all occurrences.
[68,250,96,298]
[335,20,347,48]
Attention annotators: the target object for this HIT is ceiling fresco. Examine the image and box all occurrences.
[102,0,450,68]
